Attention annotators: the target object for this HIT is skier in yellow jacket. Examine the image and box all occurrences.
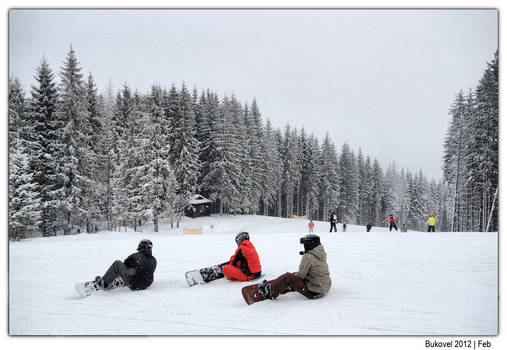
[426,214,436,232]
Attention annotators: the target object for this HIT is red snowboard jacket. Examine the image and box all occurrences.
[383,216,399,223]
[229,240,262,276]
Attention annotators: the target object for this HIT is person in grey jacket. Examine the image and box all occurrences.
[257,234,331,300]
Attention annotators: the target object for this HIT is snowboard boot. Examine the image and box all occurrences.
[94,276,106,291]
[258,279,272,299]
[210,265,224,280]
[200,265,224,282]
[110,276,125,290]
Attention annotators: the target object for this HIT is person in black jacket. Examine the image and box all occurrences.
[95,239,157,291]
[329,212,337,232]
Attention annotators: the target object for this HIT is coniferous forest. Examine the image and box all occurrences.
[8,47,498,240]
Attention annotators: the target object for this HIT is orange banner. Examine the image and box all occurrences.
[183,227,203,234]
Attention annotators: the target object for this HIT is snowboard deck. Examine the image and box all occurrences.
[241,282,266,305]
[75,280,100,298]
[185,262,228,287]
[185,269,206,286]
[75,278,125,298]
[185,262,265,287]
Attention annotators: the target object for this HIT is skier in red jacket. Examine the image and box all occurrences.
[383,214,399,231]
[222,232,262,281]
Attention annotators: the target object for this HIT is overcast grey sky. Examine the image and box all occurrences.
[9,9,497,180]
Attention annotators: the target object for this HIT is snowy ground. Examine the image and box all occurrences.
[9,215,498,335]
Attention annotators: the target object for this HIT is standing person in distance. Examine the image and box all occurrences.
[94,239,157,291]
[329,212,338,232]
[222,232,262,281]
[308,219,315,233]
[257,234,331,301]
[342,222,347,232]
[426,214,437,232]
[383,214,399,231]
[366,223,372,232]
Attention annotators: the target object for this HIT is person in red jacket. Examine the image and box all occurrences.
[222,232,262,281]
[308,220,315,233]
[383,214,399,231]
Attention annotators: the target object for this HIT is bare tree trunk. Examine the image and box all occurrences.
[486,186,498,232]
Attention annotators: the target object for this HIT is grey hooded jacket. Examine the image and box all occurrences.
[295,244,332,294]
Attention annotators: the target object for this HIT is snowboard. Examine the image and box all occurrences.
[185,262,228,287]
[74,277,125,298]
[75,280,101,298]
[241,282,266,305]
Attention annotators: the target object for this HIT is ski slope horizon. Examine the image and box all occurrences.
[9,214,498,335]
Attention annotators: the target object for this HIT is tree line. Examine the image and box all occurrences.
[8,47,497,239]
[442,51,498,232]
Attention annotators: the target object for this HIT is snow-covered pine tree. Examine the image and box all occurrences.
[370,158,385,224]
[111,83,137,231]
[356,149,368,225]
[138,85,177,232]
[467,52,498,232]
[337,142,358,223]
[57,46,94,234]
[29,57,63,236]
[83,73,104,232]
[8,77,26,151]
[407,170,427,230]
[205,95,243,214]
[299,130,320,219]
[245,99,265,214]
[9,77,27,218]
[318,133,339,221]
[228,96,250,211]
[172,83,201,225]
[443,90,468,232]
[195,90,212,198]
[9,146,41,240]
[259,119,283,216]
[101,79,116,231]
[281,125,301,218]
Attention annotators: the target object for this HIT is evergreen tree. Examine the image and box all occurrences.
[138,85,177,232]
[337,143,358,223]
[57,46,93,234]
[29,56,63,236]
[9,146,41,240]
[318,134,339,221]
[259,119,283,216]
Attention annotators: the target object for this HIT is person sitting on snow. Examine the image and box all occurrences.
[257,234,331,301]
[94,239,157,291]
[222,232,262,281]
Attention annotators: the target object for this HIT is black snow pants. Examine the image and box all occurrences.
[428,225,435,232]
[389,222,398,231]
[329,222,337,232]
[269,272,324,300]
[102,260,136,289]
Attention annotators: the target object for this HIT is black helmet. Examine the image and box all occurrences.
[137,239,153,251]
[235,232,249,245]
[300,234,321,252]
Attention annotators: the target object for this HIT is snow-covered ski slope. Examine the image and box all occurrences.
[9,215,497,335]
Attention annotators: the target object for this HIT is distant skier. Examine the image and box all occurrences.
[222,232,262,281]
[94,239,157,291]
[256,234,331,301]
[308,219,315,233]
[329,212,337,232]
[366,223,372,232]
[342,222,347,232]
[426,214,437,232]
[383,214,399,231]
